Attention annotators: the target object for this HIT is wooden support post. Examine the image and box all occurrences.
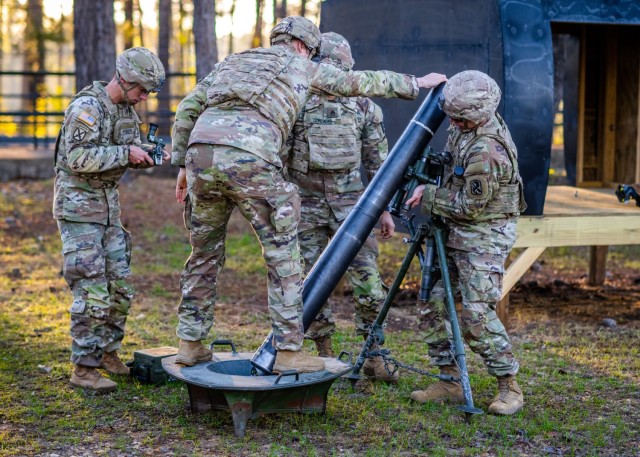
[501,247,547,299]
[498,247,547,329]
[497,293,510,331]
[588,245,608,285]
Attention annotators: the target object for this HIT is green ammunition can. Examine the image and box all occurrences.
[129,346,178,385]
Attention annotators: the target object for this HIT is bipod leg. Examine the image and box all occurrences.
[345,225,426,389]
[433,226,483,416]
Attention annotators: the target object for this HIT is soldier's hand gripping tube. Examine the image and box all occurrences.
[251,84,447,375]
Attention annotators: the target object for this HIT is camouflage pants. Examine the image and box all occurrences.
[177,144,305,351]
[57,220,133,367]
[298,200,385,340]
[418,248,519,377]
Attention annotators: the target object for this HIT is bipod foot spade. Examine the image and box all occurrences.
[457,404,484,423]
[343,372,361,391]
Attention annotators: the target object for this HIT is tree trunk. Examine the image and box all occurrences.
[274,0,287,26]
[73,0,116,91]
[193,0,218,80]
[252,0,264,48]
[123,0,134,49]
[158,0,171,131]
[176,0,188,97]
[0,0,4,74]
[228,0,236,55]
[300,0,306,17]
[135,0,144,47]
[22,0,45,136]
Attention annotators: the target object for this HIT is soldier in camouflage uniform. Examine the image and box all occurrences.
[285,32,398,383]
[171,15,446,372]
[54,47,167,392]
[406,70,526,415]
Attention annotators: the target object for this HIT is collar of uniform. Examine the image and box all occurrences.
[94,81,119,117]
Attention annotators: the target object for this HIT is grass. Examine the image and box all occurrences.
[0,177,638,456]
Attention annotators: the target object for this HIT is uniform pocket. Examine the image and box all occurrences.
[308,124,359,171]
[183,195,193,231]
[62,232,103,282]
[266,191,300,234]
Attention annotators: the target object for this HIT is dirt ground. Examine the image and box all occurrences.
[3,174,640,456]
[4,174,640,333]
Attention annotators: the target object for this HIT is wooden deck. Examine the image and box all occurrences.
[502,185,640,298]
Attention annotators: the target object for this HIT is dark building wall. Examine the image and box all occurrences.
[499,0,554,215]
[320,0,504,152]
[321,0,554,215]
[321,0,640,215]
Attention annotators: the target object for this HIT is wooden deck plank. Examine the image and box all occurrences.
[503,185,640,296]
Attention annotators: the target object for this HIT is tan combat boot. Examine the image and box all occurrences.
[101,351,130,376]
[410,365,464,404]
[314,335,335,358]
[70,366,117,393]
[488,375,523,415]
[362,343,399,383]
[175,339,213,366]
[273,350,325,373]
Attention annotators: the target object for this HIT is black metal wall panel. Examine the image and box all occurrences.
[321,0,640,215]
[499,0,554,215]
[321,0,504,155]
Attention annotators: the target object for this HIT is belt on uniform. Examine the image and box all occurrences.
[59,171,119,189]
[86,179,117,189]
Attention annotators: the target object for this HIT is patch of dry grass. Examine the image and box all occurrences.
[0,177,638,456]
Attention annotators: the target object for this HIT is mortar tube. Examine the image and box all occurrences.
[251,83,447,374]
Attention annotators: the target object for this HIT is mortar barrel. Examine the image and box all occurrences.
[251,83,446,374]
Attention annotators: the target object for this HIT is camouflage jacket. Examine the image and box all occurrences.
[171,45,417,168]
[285,95,387,221]
[171,69,218,164]
[421,114,526,254]
[53,81,142,225]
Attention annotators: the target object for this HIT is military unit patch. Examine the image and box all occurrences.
[77,111,96,127]
[324,106,339,118]
[72,127,88,142]
[470,180,483,195]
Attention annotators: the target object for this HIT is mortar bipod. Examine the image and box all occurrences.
[345,214,483,418]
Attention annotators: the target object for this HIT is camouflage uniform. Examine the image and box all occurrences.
[286,91,389,340]
[172,33,419,351]
[54,81,140,367]
[54,48,165,369]
[418,88,526,377]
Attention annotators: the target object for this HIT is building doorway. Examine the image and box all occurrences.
[552,23,640,188]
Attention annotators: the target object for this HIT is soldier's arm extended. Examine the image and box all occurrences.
[171,69,217,167]
[63,99,130,173]
[309,61,419,100]
[421,141,508,221]
[309,62,445,101]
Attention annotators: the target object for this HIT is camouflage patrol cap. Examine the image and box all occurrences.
[440,70,501,124]
[318,32,354,71]
[116,47,165,93]
[270,16,321,57]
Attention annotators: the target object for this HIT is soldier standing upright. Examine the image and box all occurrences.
[54,47,167,392]
[406,70,527,415]
[171,16,447,373]
[285,32,398,383]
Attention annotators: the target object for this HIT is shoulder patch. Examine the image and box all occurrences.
[72,127,88,142]
[77,110,96,127]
